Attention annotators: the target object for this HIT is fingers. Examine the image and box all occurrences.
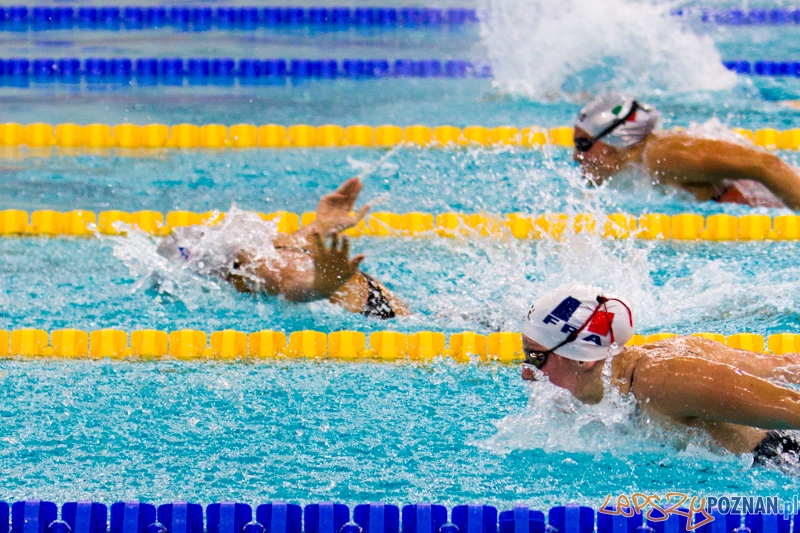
[350,254,365,271]
[329,231,339,253]
[344,177,362,192]
[339,177,362,207]
[354,204,370,224]
[311,231,326,255]
[341,235,350,258]
[335,177,360,197]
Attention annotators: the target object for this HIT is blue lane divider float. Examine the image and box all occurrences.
[0,501,798,533]
[0,6,478,31]
[5,56,800,86]
[0,57,492,86]
[671,7,800,25]
[723,60,800,77]
[1,56,798,86]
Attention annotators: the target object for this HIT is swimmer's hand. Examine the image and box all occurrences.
[310,231,364,298]
[315,177,370,235]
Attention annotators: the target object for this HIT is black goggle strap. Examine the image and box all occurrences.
[578,101,640,150]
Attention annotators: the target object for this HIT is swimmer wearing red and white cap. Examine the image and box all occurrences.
[521,282,800,465]
[573,93,800,209]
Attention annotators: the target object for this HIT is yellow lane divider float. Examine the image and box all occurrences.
[0,123,798,151]
[1,329,797,360]
[3,209,800,241]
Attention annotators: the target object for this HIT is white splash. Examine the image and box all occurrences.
[683,117,754,145]
[478,0,737,99]
[478,367,731,459]
[105,206,282,308]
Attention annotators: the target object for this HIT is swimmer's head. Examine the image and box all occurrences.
[572,94,659,182]
[520,283,635,403]
[575,93,658,150]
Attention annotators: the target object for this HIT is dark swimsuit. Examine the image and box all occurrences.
[274,246,396,319]
[752,431,800,467]
[359,272,396,319]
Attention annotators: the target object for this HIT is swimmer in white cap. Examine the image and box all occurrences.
[521,282,800,465]
[159,177,410,318]
[573,93,800,208]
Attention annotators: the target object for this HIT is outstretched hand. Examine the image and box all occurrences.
[315,177,370,234]
[310,231,364,298]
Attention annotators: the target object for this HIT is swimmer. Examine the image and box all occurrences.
[573,93,800,209]
[159,177,410,318]
[520,283,800,465]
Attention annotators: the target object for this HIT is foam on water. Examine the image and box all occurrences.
[479,368,734,460]
[107,207,283,310]
[99,149,800,338]
[478,0,737,99]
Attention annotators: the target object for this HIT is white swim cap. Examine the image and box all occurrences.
[575,93,659,150]
[522,282,634,362]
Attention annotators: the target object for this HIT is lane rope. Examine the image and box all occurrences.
[2,57,799,85]
[674,7,800,25]
[0,6,479,31]
[2,209,799,242]
[0,329,793,359]
[0,123,793,150]
[0,57,491,83]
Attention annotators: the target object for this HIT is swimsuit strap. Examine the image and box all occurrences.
[360,272,397,319]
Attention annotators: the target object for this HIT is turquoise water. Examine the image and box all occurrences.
[2,360,799,507]
[1,0,800,510]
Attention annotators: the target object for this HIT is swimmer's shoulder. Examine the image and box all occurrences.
[635,335,720,358]
[643,131,775,185]
[611,346,646,394]
[641,131,705,179]
[613,336,715,392]
[642,131,710,163]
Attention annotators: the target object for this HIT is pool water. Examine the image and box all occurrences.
[1,0,800,510]
[2,360,799,506]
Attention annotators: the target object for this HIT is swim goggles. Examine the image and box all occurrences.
[573,101,640,152]
[522,296,615,369]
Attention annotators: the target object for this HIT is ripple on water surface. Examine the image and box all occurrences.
[0,360,798,505]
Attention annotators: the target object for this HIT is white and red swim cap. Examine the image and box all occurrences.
[522,282,635,362]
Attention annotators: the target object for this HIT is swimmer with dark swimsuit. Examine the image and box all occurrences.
[225,177,410,318]
[573,94,800,209]
[611,337,800,466]
[519,284,800,466]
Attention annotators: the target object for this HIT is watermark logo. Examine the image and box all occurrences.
[599,493,793,531]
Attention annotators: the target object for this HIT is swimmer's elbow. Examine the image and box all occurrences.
[756,151,788,178]
[753,153,800,209]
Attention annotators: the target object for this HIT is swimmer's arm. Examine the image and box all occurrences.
[225,250,282,296]
[631,357,800,430]
[275,232,364,303]
[644,135,800,209]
